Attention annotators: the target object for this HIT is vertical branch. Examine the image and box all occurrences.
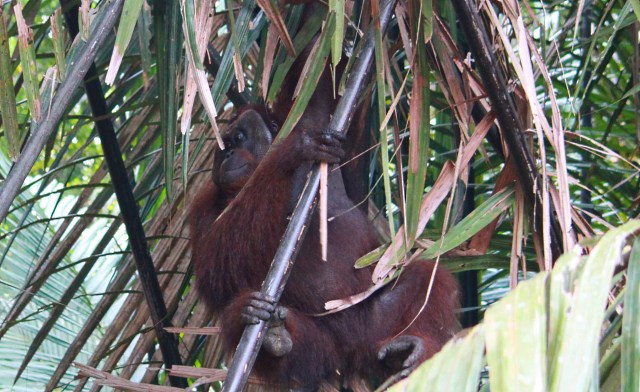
[580,1,594,223]
[449,0,564,260]
[57,0,186,387]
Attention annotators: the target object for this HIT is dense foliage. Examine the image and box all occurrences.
[0,0,637,391]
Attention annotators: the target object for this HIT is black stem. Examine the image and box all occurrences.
[220,1,398,390]
[450,0,564,259]
[580,0,593,223]
[59,0,186,387]
[459,166,479,327]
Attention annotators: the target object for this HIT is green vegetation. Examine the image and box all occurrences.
[0,0,637,391]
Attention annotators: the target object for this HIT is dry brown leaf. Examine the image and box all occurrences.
[232,51,245,92]
[261,22,278,100]
[164,326,221,335]
[509,184,525,288]
[256,0,296,57]
[181,0,214,135]
[74,363,184,391]
[371,109,495,282]
[169,364,227,380]
[14,4,40,121]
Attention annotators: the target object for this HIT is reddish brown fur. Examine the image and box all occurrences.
[190,157,459,386]
[189,4,459,389]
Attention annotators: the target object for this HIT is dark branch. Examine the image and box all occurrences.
[58,0,186,387]
[450,0,564,259]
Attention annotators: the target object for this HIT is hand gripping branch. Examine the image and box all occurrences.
[220,1,398,391]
